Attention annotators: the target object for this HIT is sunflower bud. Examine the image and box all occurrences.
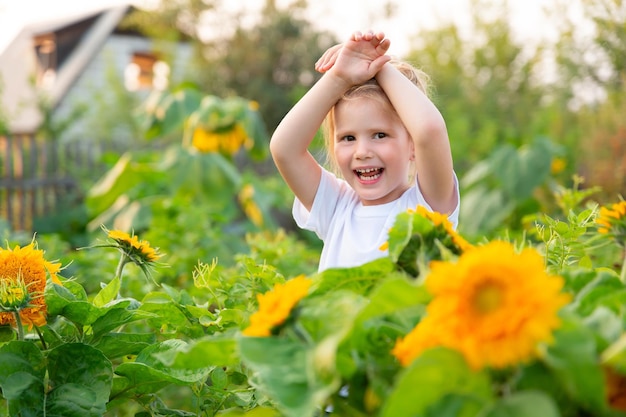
[0,277,30,312]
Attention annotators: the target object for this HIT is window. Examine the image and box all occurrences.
[34,34,57,88]
[125,51,169,91]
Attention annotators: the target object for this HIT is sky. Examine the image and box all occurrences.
[0,0,571,58]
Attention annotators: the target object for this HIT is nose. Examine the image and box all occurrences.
[354,138,372,160]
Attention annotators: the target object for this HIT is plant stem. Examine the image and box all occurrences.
[34,325,47,350]
[13,311,24,340]
[115,254,129,297]
[619,248,626,284]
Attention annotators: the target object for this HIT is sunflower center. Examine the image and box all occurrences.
[472,282,503,314]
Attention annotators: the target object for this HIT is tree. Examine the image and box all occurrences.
[193,0,338,131]
[404,0,548,171]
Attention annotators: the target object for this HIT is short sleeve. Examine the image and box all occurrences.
[292,169,347,240]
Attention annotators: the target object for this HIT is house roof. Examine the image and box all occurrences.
[0,0,135,133]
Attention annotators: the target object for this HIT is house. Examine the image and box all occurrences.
[0,1,192,231]
[0,1,192,136]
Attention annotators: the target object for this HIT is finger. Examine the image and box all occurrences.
[369,54,392,74]
[315,44,341,72]
[376,38,391,54]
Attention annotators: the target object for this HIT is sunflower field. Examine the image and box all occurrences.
[1,82,626,416]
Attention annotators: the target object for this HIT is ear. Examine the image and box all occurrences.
[408,138,416,161]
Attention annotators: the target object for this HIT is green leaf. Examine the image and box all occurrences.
[57,300,103,325]
[92,275,121,307]
[0,341,46,415]
[482,391,560,417]
[46,343,113,415]
[115,339,211,393]
[542,317,608,414]
[313,257,396,296]
[145,87,203,139]
[152,335,239,368]
[239,336,323,417]
[91,304,155,340]
[93,332,157,359]
[86,153,143,216]
[45,279,89,316]
[380,348,492,417]
[140,292,191,329]
[217,407,280,416]
[569,269,624,316]
[113,362,187,394]
[46,383,101,417]
[0,325,15,342]
[354,277,431,326]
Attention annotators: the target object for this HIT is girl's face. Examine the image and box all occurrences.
[333,97,415,206]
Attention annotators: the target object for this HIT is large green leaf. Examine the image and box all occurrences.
[93,332,157,359]
[567,269,625,316]
[0,341,45,416]
[238,336,321,417]
[152,335,240,368]
[481,391,560,417]
[46,343,113,417]
[90,305,155,341]
[380,348,492,417]
[543,317,608,414]
[313,257,396,296]
[114,340,213,395]
[143,87,203,139]
[355,278,430,325]
[86,153,145,216]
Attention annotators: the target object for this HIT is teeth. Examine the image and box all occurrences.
[356,168,379,173]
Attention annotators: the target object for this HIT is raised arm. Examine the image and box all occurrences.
[375,64,457,215]
[269,32,391,211]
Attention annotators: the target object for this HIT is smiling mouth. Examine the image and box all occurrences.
[355,168,383,181]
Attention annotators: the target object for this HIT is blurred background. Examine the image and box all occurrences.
[0,0,624,279]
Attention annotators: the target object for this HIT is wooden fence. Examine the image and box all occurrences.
[0,134,110,232]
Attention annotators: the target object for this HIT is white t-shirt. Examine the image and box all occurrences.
[293,169,460,272]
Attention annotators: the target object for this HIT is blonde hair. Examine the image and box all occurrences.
[322,60,432,176]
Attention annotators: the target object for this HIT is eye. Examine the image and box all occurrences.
[374,132,387,139]
[339,135,356,142]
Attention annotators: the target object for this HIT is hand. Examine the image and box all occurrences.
[315,44,342,73]
[315,31,391,85]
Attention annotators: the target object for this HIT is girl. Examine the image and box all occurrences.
[270,31,459,271]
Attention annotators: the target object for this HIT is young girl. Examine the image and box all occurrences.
[270,31,459,271]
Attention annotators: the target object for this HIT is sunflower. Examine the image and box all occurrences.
[597,201,626,245]
[392,241,570,370]
[238,184,264,227]
[192,127,220,153]
[106,229,162,266]
[243,275,312,337]
[413,205,473,252]
[0,242,62,330]
[382,205,472,277]
[192,123,252,156]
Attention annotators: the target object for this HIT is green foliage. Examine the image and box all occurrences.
[460,136,559,237]
[191,1,338,131]
[2,179,626,417]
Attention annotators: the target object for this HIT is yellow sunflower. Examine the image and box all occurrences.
[392,241,570,370]
[192,127,220,153]
[238,184,264,227]
[597,201,626,243]
[0,242,62,329]
[243,275,312,337]
[414,205,473,252]
[192,123,252,156]
[107,229,162,266]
